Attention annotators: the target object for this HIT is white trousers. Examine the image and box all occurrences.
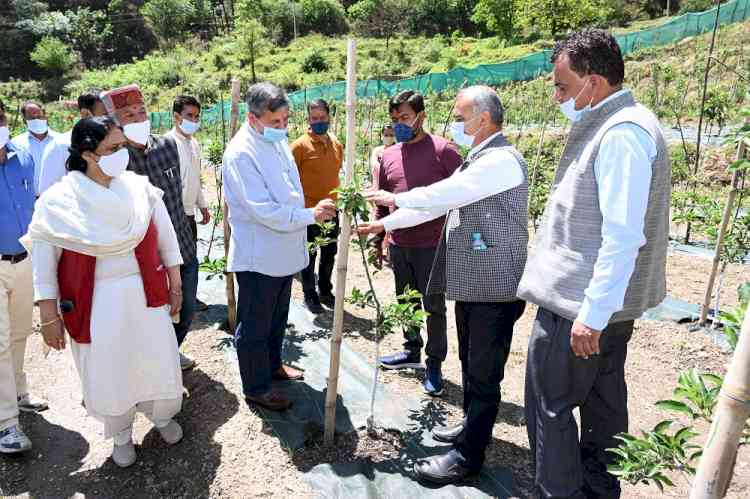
[104,398,183,443]
[0,258,33,430]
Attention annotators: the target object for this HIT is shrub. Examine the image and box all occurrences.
[30,36,77,74]
[299,0,349,36]
[301,50,329,73]
[140,0,195,46]
[679,0,716,14]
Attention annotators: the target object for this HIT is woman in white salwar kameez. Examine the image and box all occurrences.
[24,117,185,468]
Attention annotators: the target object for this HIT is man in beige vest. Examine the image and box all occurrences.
[517,29,670,499]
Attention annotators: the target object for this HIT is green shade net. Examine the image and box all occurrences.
[148,0,750,129]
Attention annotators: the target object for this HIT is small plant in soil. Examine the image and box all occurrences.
[609,367,750,492]
[331,180,428,433]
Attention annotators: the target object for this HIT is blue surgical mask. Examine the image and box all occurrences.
[310,122,329,135]
[27,119,48,135]
[178,118,200,135]
[560,79,593,122]
[393,115,420,143]
[261,125,288,143]
[393,123,413,143]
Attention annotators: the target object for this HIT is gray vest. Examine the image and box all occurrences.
[427,133,529,303]
[517,90,670,323]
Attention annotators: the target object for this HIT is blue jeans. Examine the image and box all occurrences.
[234,271,293,397]
[174,256,198,346]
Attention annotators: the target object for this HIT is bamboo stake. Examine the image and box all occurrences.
[690,309,750,499]
[223,77,241,332]
[324,39,358,446]
[699,119,748,325]
[687,0,723,244]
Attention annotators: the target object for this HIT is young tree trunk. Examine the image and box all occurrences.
[690,308,750,499]
[224,77,242,332]
[324,39,358,446]
[699,120,748,324]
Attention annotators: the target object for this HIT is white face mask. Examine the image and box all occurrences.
[559,79,594,122]
[27,119,48,135]
[449,115,481,147]
[383,136,395,146]
[98,148,130,178]
[178,118,200,136]
[0,126,9,148]
[123,120,151,145]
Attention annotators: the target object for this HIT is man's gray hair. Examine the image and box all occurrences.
[460,86,504,127]
[245,82,289,117]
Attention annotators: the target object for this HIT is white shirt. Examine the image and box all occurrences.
[222,124,315,276]
[11,130,61,195]
[165,128,208,216]
[576,89,657,330]
[381,131,524,232]
[38,133,71,195]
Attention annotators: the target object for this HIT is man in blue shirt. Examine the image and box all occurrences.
[0,99,48,455]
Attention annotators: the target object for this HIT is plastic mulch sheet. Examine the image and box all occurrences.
[195,224,517,498]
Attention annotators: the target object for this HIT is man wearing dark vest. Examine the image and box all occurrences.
[517,29,670,499]
[360,85,528,484]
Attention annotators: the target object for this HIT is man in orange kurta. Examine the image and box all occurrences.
[291,99,343,314]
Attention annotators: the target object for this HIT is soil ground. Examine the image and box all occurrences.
[1,239,748,498]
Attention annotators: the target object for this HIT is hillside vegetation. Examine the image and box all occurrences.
[1,0,726,98]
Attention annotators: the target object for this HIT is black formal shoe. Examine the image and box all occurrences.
[414,449,477,485]
[304,292,325,314]
[319,291,335,308]
[432,418,466,443]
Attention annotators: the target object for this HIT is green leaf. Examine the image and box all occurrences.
[654,420,674,433]
[655,400,695,417]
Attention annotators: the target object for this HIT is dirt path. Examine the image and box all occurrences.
[1,240,748,498]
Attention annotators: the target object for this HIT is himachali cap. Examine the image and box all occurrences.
[100,84,145,116]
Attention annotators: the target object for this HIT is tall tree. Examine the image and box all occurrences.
[348,0,408,48]
[471,0,516,40]
[236,18,268,83]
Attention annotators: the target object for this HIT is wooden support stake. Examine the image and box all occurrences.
[690,309,750,499]
[324,38,358,446]
[223,77,242,332]
[699,119,748,325]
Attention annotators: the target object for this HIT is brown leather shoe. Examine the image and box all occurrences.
[272,364,305,381]
[245,391,291,411]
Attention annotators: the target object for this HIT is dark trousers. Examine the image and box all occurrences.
[453,299,526,470]
[234,271,293,397]
[174,255,198,346]
[389,244,447,363]
[174,215,199,346]
[301,214,339,295]
[525,307,633,499]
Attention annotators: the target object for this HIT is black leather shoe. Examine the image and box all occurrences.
[414,450,477,485]
[304,292,325,314]
[432,418,466,443]
[319,292,335,308]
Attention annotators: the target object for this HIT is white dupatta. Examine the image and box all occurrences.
[24,171,163,257]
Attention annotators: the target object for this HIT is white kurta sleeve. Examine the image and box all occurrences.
[154,196,184,267]
[32,240,62,301]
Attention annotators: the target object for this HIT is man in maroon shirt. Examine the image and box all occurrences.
[374,90,463,396]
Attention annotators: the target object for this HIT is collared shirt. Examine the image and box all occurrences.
[126,135,197,263]
[222,124,314,277]
[38,133,71,195]
[0,144,35,255]
[11,130,61,195]
[165,128,208,217]
[576,89,657,330]
[291,130,343,208]
[382,132,524,232]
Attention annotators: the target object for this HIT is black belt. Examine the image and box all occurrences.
[1,251,28,264]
